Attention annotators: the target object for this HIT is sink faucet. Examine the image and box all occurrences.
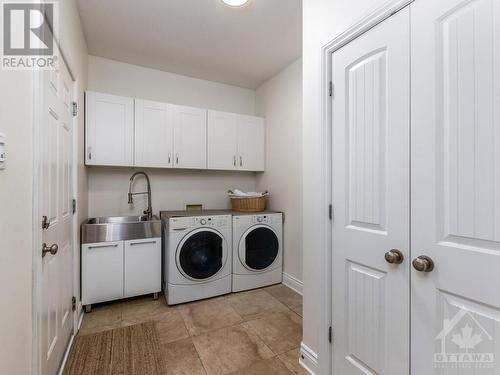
[128,171,153,220]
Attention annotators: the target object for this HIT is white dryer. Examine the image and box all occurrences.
[232,212,283,292]
[163,213,232,305]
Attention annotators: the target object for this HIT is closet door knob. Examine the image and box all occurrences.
[412,256,434,273]
[384,249,404,264]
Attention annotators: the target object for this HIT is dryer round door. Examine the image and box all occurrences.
[176,228,227,281]
[239,225,280,272]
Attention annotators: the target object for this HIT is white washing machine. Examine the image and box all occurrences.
[232,212,283,292]
[163,213,232,305]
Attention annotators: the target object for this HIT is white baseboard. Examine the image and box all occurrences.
[282,272,303,295]
[58,305,84,375]
[77,307,84,330]
[299,342,319,375]
[58,334,75,375]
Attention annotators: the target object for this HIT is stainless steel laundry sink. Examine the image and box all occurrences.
[82,215,161,244]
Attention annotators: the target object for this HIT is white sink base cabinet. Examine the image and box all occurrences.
[82,238,161,311]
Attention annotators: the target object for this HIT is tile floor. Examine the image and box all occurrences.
[78,284,307,375]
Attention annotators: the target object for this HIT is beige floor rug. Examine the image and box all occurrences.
[63,322,167,375]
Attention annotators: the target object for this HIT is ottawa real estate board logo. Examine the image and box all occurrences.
[434,309,495,370]
[1,1,57,70]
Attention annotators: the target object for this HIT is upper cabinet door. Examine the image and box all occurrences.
[85,91,134,166]
[135,100,173,168]
[207,110,238,170]
[172,105,207,169]
[237,115,265,171]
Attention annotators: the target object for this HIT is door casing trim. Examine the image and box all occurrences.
[317,1,413,374]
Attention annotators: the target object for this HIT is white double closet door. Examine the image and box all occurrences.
[331,1,500,374]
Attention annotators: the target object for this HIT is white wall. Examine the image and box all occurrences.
[88,168,257,217]
[0,70,33,375]
[302,0,390,361]
[88,55,256,114]
[255,59,303,283]
[87,56,258,216]
[0,1,88,374]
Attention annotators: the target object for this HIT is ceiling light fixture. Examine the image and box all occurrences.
[221,0,250,7]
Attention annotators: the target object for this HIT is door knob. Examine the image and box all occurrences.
[42,243,58,257]
[412,255,434,272]
[385,249,404,264]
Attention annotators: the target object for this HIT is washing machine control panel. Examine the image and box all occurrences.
[170,215,231,231]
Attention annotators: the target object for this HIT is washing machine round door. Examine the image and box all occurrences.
[239,225,279,271]
[177,228,226,280]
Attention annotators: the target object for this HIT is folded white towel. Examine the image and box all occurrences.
[229,189,267,198]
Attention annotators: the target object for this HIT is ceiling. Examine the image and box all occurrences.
[76,0,302,89]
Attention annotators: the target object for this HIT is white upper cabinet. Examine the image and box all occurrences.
[85,91,134,166]
[208,110,238,170]
[207,111,266,172]
[135,100,173,168]
[237,115,265,171]
[85,91,264,171]
[172,105,207,169]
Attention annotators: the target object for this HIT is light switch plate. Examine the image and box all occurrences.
[0,133,5,170]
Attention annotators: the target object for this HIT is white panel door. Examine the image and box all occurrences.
[85,91,134,166]
[207,110,238,170]
[124,238,161,298]
[331,8,410,375]
[41,46,74,375]
[172,104,207,169]
[135,99,173,168]
[237,115,265,171]
[82,241,124,305]
[411,0,500,373]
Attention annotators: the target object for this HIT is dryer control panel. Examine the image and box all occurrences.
[252,214,282,225]
[234,213,283,227]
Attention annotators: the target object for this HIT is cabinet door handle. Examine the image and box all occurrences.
[176,153,179,165]
[239,156,243,167]
[88,147,92,160]
[233,155,236,167]
[88,243,119,249]
[130,240,157,246]
[168,153,171,165]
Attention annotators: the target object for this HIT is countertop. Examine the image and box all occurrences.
[159,209,282,220]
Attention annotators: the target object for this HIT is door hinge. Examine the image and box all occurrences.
[329,81,333,98]
[329,204,333,221]
[329,326,333,343]
[72,296,77,311]
[41,215,50,230]
[72,199,76,214]
[72,101,78,117]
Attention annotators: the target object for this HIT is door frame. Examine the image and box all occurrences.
[316,1,413,374]
[31,46,80,375]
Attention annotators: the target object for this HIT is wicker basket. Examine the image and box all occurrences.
[228,190,269,212]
